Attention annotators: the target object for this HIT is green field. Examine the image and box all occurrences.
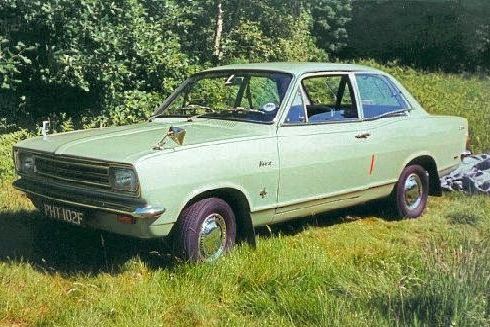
[0,65,489,326]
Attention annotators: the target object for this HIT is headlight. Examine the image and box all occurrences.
[110,168,139,193]
[15,150,36,174]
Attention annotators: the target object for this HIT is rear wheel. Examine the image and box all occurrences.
[394,164,429,218]
[172,198,236,262]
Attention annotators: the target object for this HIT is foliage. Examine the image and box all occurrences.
[0,129,30,182]
[0,0,194,128]
[86,90,165,128]
[309,0,352,56]
[344,1,490,72]
[0,38,34,90]
[1,0,489,130]
[0,2,489,324]
[178,0,327,64]
[0,0,331,128]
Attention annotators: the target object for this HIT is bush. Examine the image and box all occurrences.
[343,1,490,72]
[0,129,31,182]
[0,0,194,128]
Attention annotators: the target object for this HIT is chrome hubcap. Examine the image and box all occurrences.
[404,173,423,210]
[198,213,226,261]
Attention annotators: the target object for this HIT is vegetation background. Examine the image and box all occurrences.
[0,0,489,326]
[1,0,489,131]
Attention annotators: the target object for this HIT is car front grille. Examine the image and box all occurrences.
[34,155,111,190]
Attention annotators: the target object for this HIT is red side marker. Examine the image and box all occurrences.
[369,154,376,175]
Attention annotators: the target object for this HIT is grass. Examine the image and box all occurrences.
[0,184,489,326]
[0,64,489,326]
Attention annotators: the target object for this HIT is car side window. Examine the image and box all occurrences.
[355,73,409,119]
[300,74,358,123]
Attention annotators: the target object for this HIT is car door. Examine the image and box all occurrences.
[353,73,415,190]
[275,72,373,220]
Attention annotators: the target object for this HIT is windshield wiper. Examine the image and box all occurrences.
[224,107,265,115]
[195,107,266,118]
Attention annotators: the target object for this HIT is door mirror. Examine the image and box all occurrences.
[168,126,186,146]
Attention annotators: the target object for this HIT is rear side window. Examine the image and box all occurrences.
[303,74,358,122]
[355,74,408,119]
[284,74,359,124]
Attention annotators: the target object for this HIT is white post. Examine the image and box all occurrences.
[42,120,50,140]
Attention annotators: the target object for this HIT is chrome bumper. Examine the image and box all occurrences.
[13,178,165,219]
[133,206,166,219]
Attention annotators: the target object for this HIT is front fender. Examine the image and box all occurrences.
[135,137,279,225]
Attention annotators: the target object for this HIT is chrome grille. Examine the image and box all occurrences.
[34,155,111,190]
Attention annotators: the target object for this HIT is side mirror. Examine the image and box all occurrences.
[153,126,186,150]
[168,126,186,146]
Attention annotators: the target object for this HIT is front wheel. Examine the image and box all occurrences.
[394,164,429,218]
[172,198,236,262]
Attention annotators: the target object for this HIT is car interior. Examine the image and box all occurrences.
[286,73,410,124]
[286,74,358,124]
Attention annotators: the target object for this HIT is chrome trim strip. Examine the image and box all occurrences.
[252,180,398,213]
[133,207,167,219]
[13,185,165,219]
[277,195,361,214]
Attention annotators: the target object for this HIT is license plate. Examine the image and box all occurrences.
[43,203,84,226]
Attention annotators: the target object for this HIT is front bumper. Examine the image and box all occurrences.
[13,177,172,238]
[13,177,165,218]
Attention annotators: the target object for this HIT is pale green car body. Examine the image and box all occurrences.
[13,63,468,240]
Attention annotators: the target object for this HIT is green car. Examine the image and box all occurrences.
[13,63,468,262]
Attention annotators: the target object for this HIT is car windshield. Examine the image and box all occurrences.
[153,71,293,123]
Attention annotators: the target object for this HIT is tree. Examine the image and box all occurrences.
[212,0,224,62]
[342,0,490,72]
[0,0,194,128]
[308,0,352,57]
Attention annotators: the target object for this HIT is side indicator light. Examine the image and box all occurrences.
[117,215,136,225]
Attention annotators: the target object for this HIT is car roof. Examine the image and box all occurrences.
[202,62,382,76]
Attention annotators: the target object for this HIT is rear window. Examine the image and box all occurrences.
[355,73,408,119]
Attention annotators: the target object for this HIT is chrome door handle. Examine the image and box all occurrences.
[355,132,371,139]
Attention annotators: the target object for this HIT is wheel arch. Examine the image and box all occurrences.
[175,187,256,247]
[404,154,441,196]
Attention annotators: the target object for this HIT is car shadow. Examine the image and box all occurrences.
[255,198,398,238]
[0,199,397,276]
[0,209,176,275]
